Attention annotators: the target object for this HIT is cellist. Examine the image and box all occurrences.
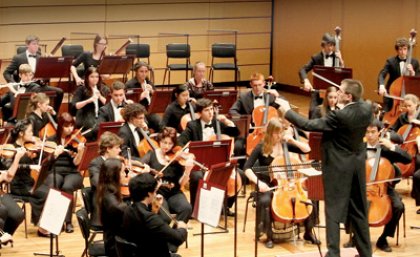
[243,118,315,249]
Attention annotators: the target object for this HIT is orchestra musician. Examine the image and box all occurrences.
[243,118,314,248]
[125,61,155,108]
[299,33,345,119]
[389,94,420,131]
[71,67,110,142]
[43,112,85,233]
[413,137,420,214]
[121,173,188,257]
[311,86,339,119]
[71,34,108,86]
[2,35,64,113]
[140,127,193,223]
[161,84,194,133]
[184,61,214,101]
[378,38,420,112]
[97,81,127,124]
[26,92,56,137]
[277,79,373,257]
[96,158,127,257]
[88,132,124,229]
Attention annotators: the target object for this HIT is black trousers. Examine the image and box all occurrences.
[161,192,192,223]
[10,184,48,225]
[381,187,404,238]
[412,156,420,206]
[0,194,25,235]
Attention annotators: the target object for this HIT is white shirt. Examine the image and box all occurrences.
[141,80,152,104]
[400,61,406,76]
[366,143,377,159]
[111,100,123,122]
[253,93,265,108]
[323,52,333,67]
[128,122,141,147]
[200,120,215,141]
[26,50,37,72]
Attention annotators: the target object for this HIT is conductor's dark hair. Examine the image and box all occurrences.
[129,173,157,202]
[341,79,363,102]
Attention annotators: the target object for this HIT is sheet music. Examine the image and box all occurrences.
[39,188,72,235]
[197,185,225,227]
[298,167,322,176]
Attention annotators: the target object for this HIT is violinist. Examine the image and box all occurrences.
[26,92,56,137]
[71,67,110,142]
[378,38,420,112]
[140,127,193,223]
[161,84,194,133]
[229,72,281,117]
[184,61,214,100]
[299,33,345,119]
[121,173,188,257]
[390,94,420,131]
[118,103,148,159]
[243,118,313,249]
[89,132,124,228]
[311,86,339,119]
[43,112,85,233]
[7,119,49,237]
[2,35,64,112]
[96,158,127,257]
[71,34,108,86]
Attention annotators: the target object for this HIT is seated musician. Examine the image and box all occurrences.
[311,86,339,119]
[178,98,241,213]
[299,32,344,119]
[97,80,127,125]
[0,64,41,123]
[89,132,124,228]
[121,173,188,257]
[141,127,193,223]
[43,112,85,233]
[26,92,56,137]
[378,37,420,112]
[229,72,281,117]
[389,94,420,131]
[6,119,49,237]
[243,118,317,249]
[0,146,27,246]
[161,84,194,133]
[71,67,110,142]
[118,103,149,159]
[413,137,420,214]
[345,119,411,252]
[184,61,214,101]
[70,34,108,86]
[2,35,64,112]
[96,158,127,257]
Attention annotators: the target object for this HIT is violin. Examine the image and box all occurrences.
[63,128,90,149]
[120,148,153,197]
[383,29,417,125]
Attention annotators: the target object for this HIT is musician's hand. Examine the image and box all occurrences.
[75,77,84,86]
[152,194,163,214]
[176,221,188,230]
[140,90,150,100]
[185,156,195,170]
[303,79,313,92]
[29,165,41,172]
[15,147,27,159]
[91,94,99,102]
[77,143,85,153]
[417,136,420,152]
[54,145,65,158]
[46,106,56,115]
[407,64,415,76]
[378,85,387,96]
[275,98,291,113]
[257,181,270,193]
[267,89,279,98]
[379,138,395,151]
[126,99,134,104]
[145,84,154,93]
[283,133,294,143]
[143,164,151,173]
[189,98,197,104]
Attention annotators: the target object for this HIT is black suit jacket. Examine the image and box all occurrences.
[285,101,373,223]
[121,202,187,257]
[178,118,240,146]
[229,91,278,116]
[118,123,143,159]
[378,56,420,90]
[3,52,40,83]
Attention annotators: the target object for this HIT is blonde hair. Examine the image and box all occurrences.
[404,94,419,105]
[27,93,49,114]
[262,118,284,156]
[19,64,33,74]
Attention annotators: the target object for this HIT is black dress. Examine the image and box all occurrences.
[160,101,191,133]
[72,52,101,77]
[27,112,49,137]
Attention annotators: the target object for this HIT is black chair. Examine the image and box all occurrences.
[209,43,240,89]
[242,191,257,232]
[16,46,27,54]
[114,235,137,257]
[61,45,84,58]
[162,43,193,85]
[81,187,103,238]
[76,208,107,257]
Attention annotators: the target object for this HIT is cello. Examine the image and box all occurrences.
[383,29,417,125]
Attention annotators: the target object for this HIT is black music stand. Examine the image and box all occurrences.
[97,56,134,83]
[34,57,73,94]
[97,121,124,139]
[77,142,99,177]
[312,65,352,90]
[12,91,57,121]
[148,90,173,113]
[203,90,238,114]
[192,161,238,257]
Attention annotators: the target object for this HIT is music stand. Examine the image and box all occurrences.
[148,90,173,113]
[312,66,352,90]
[188,140,232,172]
[229,114,251,139]
[77,142,99,177]
[12,91,57,120]
[97,56,134,83]
[203,90,238,114]
[97,121,124,139]
[125,88,142,103]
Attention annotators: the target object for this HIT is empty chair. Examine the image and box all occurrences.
[61,45,84,58]
[114,235,137,257]
[126,43,151,64]
[162,43,193,85]
[209,43,240,89]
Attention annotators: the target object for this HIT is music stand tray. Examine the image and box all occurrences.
[149,90,173,113]
[125,88,142,103]
[401,76,420,96]
[203,90,238,114]
[312,65,352,90]
[77,142,99,177]
[13,91,57,120]
[188,140,232,171]
[34,57,73,79]
[97,121,124,139]
[308,132,323,161]
[97,56,134,75]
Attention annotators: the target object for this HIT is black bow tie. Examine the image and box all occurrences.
[117,105,124,109]
[325,54,334,59]
[399,58,407,62]
[204,124,213,128]
[28,54,37,58]
[254,96,263,100]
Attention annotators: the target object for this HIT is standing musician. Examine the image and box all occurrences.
[378,38,420,112]
[244,118,315,248]
[161,84,194,133]
[7,119,50,237]
[184,61,214,101]
[2,35,64,112]
[229,72,280,117]
[118,103,149,159]
[43,112,85,233]
[140,127,193,223]
[125,61,155,108]
[88,132,124,228]
[299,33,345,119]
[0,147,27,246]
[71,67,110,142]
[71,34,108,86]
[311,86,339,119]
[121,173,188,257]
[0,64,41,123]
[277,79,373,257]
[26,92,56,137]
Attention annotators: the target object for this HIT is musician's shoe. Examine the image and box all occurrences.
[221,208,235,217]
[376,237,392,252]
[37,229,50,238]
[416,208,420,214]
[343,236,355,248]
[265,239,274,249]
[0,233,13,247]
[303,232,321,245]
[65,223,74,233]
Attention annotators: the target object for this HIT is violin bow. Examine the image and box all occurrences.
[159,142,191,174]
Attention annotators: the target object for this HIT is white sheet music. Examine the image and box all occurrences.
[298,167,322,177]
[197,185,225,227]
[39,188,72,235]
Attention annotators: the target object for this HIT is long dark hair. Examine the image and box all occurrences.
[83,67,104,97]
[56,112,75,142]
[96,158,122,219]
